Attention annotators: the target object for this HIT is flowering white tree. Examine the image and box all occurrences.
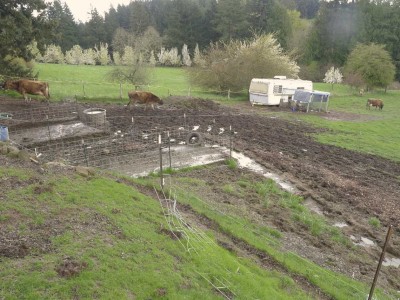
[65,45,83,65]
[113,52,122,65]
[95,43,110,66]
[158,47,181,66]
[82,49,96,65]
[182,44,192,67]
[27,40,42,62]
[187,33,299,92]
[148,50,157,66]
[122,46,136,66]
[43,44,64,64]
[193,43,205,67]
[157,47,167,65]
[324,66,343,89]
[167,48,181,66]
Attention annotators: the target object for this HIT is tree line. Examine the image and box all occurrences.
[1,0,399,82]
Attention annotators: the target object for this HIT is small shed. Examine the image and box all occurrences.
[292,90,330,112]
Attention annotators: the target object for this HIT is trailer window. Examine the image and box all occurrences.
[273,85,282,93]
[250,82,269,93]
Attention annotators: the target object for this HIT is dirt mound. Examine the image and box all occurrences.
[163,96,221,111]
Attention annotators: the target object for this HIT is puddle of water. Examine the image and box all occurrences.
[116,145,296,194]
[224,149,297,193]
[333,222,348,228]
[351,235,375,247]
[383,257,400,268]
[360,237,375,246]
[11,122,102,146]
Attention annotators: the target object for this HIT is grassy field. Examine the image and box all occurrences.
[302,83,400,161]
[2,64,399,161]
[34,64,238,102]
[0,160,394,300]
[1,64,399,298]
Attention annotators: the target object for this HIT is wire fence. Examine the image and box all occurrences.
[1,102,234,177]
[1,98,396,299]
[0,74,247,100]
[158,178,395,300]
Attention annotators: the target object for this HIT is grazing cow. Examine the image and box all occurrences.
[366,98,384,110]
[127,91,163,110]
[3,79,50,101]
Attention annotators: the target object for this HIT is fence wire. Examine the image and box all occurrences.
[2,102,233,177]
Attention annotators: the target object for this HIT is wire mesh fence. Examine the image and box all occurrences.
[2,102,234,177]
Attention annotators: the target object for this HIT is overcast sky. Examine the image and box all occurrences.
[54,0,133,22]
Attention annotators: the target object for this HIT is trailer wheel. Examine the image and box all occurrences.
[186,132,203,146]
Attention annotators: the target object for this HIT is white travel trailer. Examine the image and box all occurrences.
[249,76,313,106]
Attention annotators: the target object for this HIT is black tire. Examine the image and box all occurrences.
[186,132,203,146]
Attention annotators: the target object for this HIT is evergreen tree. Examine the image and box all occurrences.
[128,2,152,35]
[80,8,107,49]
[0,0,53,77]
[304,1,358,66]
[164,0,204,50]
[46,1,79,52]
[199,0,220,46]
[357,0,400,80]
[295,0,319,19]
[104,6,120,45]
[214,0,250,41]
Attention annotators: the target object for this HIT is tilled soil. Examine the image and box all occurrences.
[1,96,400,294]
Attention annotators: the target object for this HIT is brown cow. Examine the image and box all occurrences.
[126,91,163,110]
[3,79,50,101]
[366,98,383,110]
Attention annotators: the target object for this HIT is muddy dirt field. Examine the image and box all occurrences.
[1,95,400,295]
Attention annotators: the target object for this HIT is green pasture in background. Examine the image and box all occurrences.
[304,83,400,162]
[34,63,239,102]
[4,63,400,161]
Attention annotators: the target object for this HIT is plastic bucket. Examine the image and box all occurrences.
[0,125,9,141]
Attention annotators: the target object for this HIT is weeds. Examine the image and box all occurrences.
[368,217,381,229]
[225,158,238,169]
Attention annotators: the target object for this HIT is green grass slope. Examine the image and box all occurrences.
[0,161,313,300]
[1,154,396,300]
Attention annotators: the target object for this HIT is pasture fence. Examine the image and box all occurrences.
[2,101,235,177]
[0,74,246,101]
